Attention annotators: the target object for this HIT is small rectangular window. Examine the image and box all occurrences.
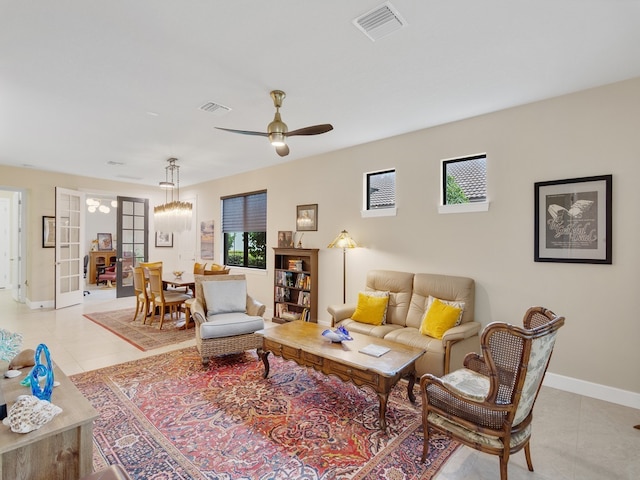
[442,154,487,205]
[221,190,267,269]
[365,169,395,210]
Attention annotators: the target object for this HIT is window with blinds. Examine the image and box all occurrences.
[221,190,267,269]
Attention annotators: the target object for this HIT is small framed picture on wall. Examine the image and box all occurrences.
[156,232,173,248]
[296,204,318,231]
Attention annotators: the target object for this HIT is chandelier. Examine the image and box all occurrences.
[153,158,192,233]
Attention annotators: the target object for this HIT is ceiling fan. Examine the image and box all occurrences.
[215,90,333,157]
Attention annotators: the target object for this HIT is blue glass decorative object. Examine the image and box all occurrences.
[322,325,353,343]
[29,344,54,402]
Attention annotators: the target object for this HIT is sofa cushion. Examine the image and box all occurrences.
[365,270,414,326]
[200,313,264,340]
[420,298,462,339]
[361,290,390,323]
[338,318,403,338]
[352,291,389,325]
[425,295,465,326]
[406,273,475,329]
[202,279,247,315]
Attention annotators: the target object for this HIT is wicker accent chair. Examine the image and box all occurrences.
[420,306,565,480]
[191,274,265,365]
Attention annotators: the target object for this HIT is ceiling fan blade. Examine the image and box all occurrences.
[215,127,269,137]
[286,124,334,137]
[275,144,290,157]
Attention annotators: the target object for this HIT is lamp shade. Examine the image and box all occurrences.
[327,230,358,249]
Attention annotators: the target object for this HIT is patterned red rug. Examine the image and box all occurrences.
[71,347,459,479]
[83,308,193,351]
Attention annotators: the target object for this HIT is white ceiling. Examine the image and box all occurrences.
[1,1,639,187]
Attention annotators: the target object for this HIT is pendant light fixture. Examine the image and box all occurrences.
[153,158,192,233]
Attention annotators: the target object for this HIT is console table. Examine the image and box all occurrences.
[0,365,98,479]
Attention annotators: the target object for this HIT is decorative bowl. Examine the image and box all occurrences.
[321,325,353,343]
[173,271,184,278]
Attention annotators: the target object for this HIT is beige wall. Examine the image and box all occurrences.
[1,77,638,398]
[192,77,640,396]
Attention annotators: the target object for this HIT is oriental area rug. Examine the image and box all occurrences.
[71,347,459,479]
[83,308,193,351]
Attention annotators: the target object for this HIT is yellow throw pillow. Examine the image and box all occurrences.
[351,292,389,326]
[420,298,462,339]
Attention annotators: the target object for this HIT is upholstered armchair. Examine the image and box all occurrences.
[191,274,265,365]
[420,306,565,480]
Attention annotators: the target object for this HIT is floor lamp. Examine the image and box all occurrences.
[327,230,358,304]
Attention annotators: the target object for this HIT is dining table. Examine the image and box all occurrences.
[162,271,196,293]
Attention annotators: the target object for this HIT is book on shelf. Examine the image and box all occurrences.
[359,344,391,357]
[276,271,295,287]
[275,286,290,302]
[288,259,303,271]
[295,273,311,289]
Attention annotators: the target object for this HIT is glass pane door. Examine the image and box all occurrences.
[55,187,84,309]
[116,196,148,298]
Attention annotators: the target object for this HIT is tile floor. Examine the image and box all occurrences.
[1,287,639,479]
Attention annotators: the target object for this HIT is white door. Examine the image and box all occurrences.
[0,198,9,289]
[55,187,85,309]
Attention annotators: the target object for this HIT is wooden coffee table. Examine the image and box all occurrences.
[256,321,425,430]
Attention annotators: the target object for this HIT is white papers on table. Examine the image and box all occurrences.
[359,344,390,357]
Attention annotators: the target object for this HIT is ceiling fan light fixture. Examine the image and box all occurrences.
[269,132,286,147]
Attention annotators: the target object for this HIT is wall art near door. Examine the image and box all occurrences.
[155,232,173,248]
[42,216,55,248]
[534,174,612,264]
[97,233,113,251]
[200,220,214,259]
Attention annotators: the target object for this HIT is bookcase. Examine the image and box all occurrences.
[273,248,319,323]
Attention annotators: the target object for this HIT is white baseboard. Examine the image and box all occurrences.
[25,299,54,309]
[544,372,640,410]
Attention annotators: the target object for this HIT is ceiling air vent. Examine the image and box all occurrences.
[199,101,232,116]
[353,2,406,42]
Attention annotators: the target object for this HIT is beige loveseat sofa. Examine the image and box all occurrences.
[327,270,480,378]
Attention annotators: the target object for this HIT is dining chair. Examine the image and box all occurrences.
[203,264,230,275]
[132,267,149,322]
[147,267,190,329]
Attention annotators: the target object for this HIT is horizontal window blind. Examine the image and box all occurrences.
[222,191,267,232]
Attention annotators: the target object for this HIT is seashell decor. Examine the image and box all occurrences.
[2,395,62,433]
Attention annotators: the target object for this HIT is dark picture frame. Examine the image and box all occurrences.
[97,233,113,251]
[534,174,612,264]
[277,231,294,248]
[296,204,318,231]
[42,216,55,248]
[155,231,173,248]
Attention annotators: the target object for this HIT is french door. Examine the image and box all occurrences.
[115,196,148,298]
[55,187,84,309]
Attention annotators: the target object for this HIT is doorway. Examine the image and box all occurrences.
[0,188,26,303]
